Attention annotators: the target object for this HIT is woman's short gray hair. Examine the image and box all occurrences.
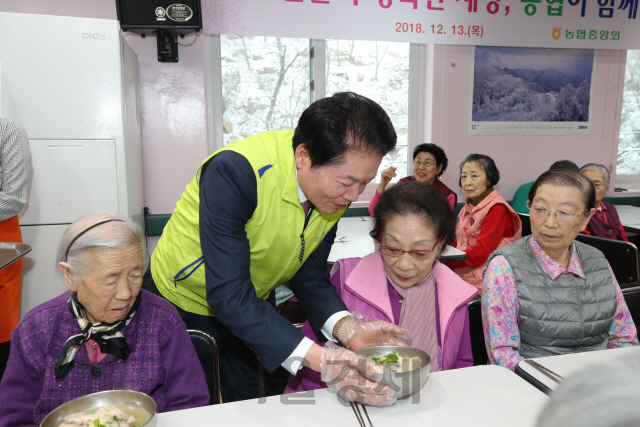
[580,163,610,188]
[536,357,640,427]
[56,212,148,289]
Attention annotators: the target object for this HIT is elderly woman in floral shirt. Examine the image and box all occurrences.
[482,170,638,371]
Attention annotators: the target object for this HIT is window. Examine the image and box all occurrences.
[209,36,421,200]
[326,40,410,181]
[220,35,310,146]
[618,50,640,181]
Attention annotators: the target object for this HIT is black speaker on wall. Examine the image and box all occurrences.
[115,0,202,63]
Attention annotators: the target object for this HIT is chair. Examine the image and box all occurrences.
[257,322,305,398]
[622,286,640,327]
[188,329,221,405]
[467,300,488,366]
[518,213,532,236]
[575,234,640,289]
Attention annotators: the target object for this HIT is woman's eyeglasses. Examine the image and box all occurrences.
[379,231,441,261]
[414,159,437,168]
[528,206,586,224]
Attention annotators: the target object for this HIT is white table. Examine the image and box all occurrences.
[613,205,640,231]
[158,365,547,427]
[329,217,467,264]
[515,346,640,393]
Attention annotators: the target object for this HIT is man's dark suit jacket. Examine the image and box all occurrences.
[199,151,348,372]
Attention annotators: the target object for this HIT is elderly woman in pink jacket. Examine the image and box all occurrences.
[286,182,477,393]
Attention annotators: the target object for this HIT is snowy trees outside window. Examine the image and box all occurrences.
[221,35,310,146]
[220,36,410,183]
[618,50,640,176]
[326,40,410,181]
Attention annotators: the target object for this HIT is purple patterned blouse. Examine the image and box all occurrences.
[0,290,210,426]
[482,237,639,371]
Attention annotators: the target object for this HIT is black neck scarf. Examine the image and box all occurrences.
[54,292,141,379]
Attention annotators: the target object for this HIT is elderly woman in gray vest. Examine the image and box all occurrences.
[481,170,638,371]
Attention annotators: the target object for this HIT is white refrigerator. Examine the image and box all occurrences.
[0,12,144,318]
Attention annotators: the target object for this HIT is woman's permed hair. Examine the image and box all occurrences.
[413,143,449,177]
[370,182,456,250]
[458,154,500,187]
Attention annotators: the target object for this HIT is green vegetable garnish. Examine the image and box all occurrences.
[371,351,401,364]
[94,419,99,427]
[113,415,119,421]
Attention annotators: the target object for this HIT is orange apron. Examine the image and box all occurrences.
[0,215,23,343]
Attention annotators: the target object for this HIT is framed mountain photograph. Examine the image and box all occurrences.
[469,46,594,136]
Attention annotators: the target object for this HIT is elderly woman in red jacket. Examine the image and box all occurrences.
[369,143,457,215]
[446,154,522,294]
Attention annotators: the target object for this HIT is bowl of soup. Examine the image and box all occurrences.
[355,345,431,400]
[40,390,156,427]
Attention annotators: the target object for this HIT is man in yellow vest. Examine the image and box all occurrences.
[146,92,405,403]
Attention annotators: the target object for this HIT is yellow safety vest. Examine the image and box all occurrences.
[151,130,345,316]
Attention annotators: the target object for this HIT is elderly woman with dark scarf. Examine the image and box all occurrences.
[0,213,209,426]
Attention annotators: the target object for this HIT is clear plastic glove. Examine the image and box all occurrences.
[319,342,396,406]
[338,312,413,351]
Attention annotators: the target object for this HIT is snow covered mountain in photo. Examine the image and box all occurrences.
[472,65,591,122]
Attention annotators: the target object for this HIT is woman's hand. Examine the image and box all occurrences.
[337,318,408,351]
[377,167,397,194]
[303,343,396,406]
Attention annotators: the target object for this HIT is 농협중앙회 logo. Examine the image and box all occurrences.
[166,4,193,22]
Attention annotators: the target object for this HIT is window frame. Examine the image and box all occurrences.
[204,35,431,204]
[616,49,640,191]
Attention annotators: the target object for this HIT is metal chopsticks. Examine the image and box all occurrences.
[361,404,374,427]
[350,402,374,427]
[350,402,365,427]
[524,359,565,383]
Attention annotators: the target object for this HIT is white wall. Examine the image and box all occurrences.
[431,44,627,202]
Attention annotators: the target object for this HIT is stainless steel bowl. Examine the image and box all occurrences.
[40,390,157,427]
[355,346,431,400]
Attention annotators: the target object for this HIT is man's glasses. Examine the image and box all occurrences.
[379,231,441,261]
[414,159,437,168]
[528,206,586,224]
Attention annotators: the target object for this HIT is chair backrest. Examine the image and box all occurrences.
[518,213,532,236]
[188,329,220,405]
[622,287,640,326]
[575,234,640,289]
[467,300,488,366]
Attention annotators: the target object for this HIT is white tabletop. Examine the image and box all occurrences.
[158,365,547,427]
[329,217,467,263]
[613,205,640,229]
[516,346,640,392]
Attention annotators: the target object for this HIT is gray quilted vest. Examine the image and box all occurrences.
[488,236,617,359]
